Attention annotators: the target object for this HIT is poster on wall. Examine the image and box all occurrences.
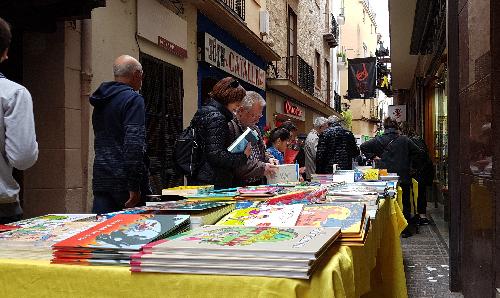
[388,105,406,122]
[347,57,377,99]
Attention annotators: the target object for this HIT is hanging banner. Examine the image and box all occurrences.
[347,57,377,99]
[199,32,266,90]
[388,105,406,122]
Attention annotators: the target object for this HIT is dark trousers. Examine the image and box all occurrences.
[0,214,22,224]
[92,191,130,214]
[401,183,412,221]
[417,181,427,214]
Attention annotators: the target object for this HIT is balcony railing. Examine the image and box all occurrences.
[324,14,339,48]
[218,0,245,21]
[269,55,315,96]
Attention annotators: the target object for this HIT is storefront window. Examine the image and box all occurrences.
[434,71,448,187]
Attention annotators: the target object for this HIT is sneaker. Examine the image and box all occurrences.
[419,217,430,225]
[401,227,413,238]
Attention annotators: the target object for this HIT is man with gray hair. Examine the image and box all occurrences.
[228,91,278,186]
[316,113,359,173]
[90,55,149,213]
[304,116,328,180]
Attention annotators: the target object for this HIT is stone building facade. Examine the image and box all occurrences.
[266,0,340,133]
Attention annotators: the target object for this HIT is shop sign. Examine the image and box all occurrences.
[284,100,303,117]
[138,0,188,58]
[202,32,266,90]
[388,105,406,122]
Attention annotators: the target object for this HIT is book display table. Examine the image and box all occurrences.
[0,199,408,298]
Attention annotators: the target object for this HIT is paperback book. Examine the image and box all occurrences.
[266,164,300,184]
[227,127,259,153]
[54,214,190,251]
[295,202,366,235]
[143,225,340,260]
[217,204,303,227]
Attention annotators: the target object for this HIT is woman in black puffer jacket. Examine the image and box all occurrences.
[189,77,250,188]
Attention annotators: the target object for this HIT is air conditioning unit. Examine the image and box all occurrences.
[260,10,270,36]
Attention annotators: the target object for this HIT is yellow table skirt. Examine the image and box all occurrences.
[0,199,407,298]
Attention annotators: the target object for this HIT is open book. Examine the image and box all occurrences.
[227,127,259,153]
[266,164,300,184]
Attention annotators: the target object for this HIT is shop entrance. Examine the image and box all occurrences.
[139,53,184,193]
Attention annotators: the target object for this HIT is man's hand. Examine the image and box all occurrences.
[244,144,252,158]
[268,158,279,165]
[125,191,141,208]
[264,163,278,177]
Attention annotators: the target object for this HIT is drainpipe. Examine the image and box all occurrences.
[81,19,92,212]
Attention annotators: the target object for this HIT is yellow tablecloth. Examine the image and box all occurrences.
[0,199,407,298]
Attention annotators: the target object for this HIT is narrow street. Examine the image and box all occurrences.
[402,205,462,298]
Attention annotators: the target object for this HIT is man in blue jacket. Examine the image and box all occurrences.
[0,17,39,223]
[90,55,149,214]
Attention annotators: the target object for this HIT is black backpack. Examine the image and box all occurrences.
[174,125,202,177]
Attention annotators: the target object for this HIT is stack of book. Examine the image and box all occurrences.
[52,214,190,266]
[296,202,370,246]
[0,214,98,260]
[141,201,235,228]
[131,225,341,279]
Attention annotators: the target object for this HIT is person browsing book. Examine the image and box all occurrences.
[228,91,278,186]
[90,55,151,214]
[188,77,251,188]
[266,128,291,165]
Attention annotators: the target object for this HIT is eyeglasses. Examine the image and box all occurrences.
[229,79,240,88]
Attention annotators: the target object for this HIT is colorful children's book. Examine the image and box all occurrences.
[237,186,282,197]
[143,200,231,211]
[8,214,96,229]
[0,221,99,247]
[144,225,341,260]
[227,127,259,153]
[53,214,190,251]
[266,164,300,184]
[217,204,303,227]
[296,203,366,236]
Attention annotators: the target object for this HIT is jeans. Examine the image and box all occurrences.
[92,191,130,214]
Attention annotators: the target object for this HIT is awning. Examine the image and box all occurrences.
[192,0,280,62]
[267,78,341,117]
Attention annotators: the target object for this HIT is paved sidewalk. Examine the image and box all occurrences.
[401,208,463,298]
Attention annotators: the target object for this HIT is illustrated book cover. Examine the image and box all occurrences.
[144,225,340,259]
[216,204,303,227]
[53,214,190,251]
[295,203,366,235]
[227,127,259,153]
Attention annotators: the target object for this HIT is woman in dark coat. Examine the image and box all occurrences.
[189,77,251,188]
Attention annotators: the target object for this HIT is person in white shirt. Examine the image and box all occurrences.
[304,117,328,180]
[0,17,39,223]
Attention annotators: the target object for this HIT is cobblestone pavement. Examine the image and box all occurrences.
[401,214,463,298]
